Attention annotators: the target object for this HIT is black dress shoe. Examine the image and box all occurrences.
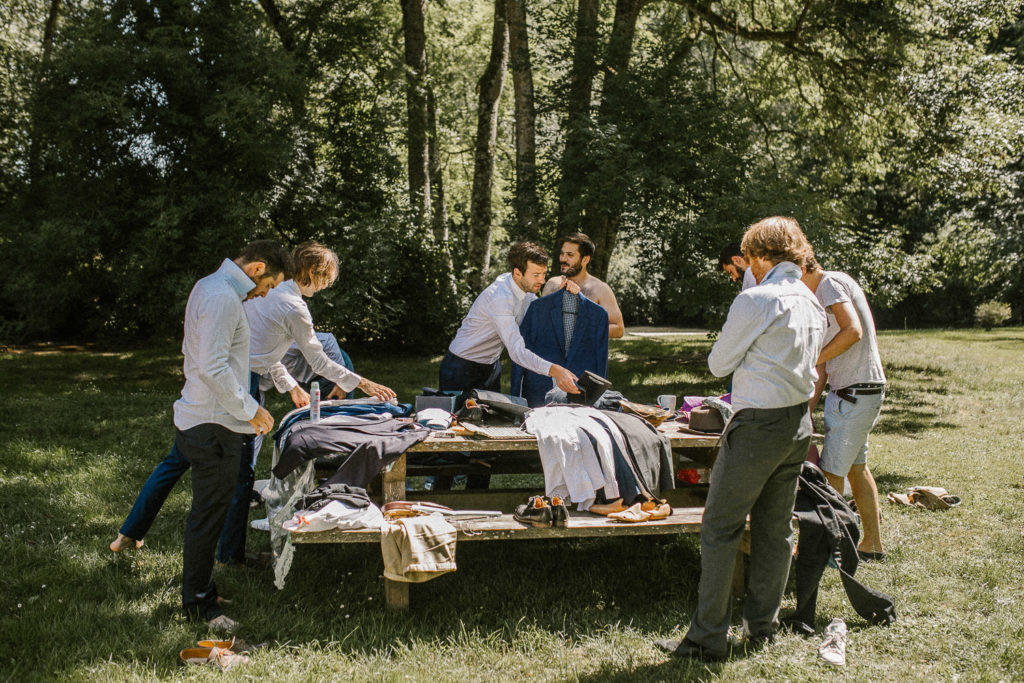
[654,637,726,661]
[513,495,552,528]
[550,496,569,528]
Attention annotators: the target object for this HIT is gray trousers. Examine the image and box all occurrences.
[685,402,812,653]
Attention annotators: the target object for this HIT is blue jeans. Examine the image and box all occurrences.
[120,373,260,565]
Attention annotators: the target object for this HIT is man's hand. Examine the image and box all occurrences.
[358,378,397,402]
[327,384,346,400]
[289,385,310,408]
[560,278,581,295]
[549,364,580,394]
[248,405,275,436]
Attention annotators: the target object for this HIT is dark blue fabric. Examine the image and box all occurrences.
[594,420,642,504]
[273,401,412,447]
[120,441,190,540]
[439,350,502,410]
[510,291,609,407]
[121,372,260,565]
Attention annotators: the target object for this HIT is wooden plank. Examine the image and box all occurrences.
[292,508,708,544]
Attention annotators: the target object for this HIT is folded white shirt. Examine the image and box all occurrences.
[283,500,384,533]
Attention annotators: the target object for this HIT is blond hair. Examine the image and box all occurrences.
[291,241,339,290]
[740,216,814,267]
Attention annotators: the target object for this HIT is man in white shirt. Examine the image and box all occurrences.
[802,257,887,561]
[718,241,757,291]
[541,232,625,339]
[218,241,395,564]
[120,241,290,632]
[442,241,580,398]
[658,217,826,660]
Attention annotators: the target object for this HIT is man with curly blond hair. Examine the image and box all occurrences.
[658,217,827,660]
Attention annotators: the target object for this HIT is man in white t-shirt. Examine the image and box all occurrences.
[802,256,887,561]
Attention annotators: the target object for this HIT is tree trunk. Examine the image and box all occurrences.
[506,0,539,241]
[581,0,644,277]
[28,0,62,187]
[467,0,509,292]
[400,0,431,220]
[428,88,458,297]
[556,0,600,234]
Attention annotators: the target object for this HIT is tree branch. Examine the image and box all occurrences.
[665,0,800,44]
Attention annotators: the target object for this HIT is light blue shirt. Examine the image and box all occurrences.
[173,259,261,433]
[709,261,826,411]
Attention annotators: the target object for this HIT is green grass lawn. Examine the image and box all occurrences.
[1,330,1022,681]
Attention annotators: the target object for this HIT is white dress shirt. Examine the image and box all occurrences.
[245,279,362,394]
[173,259,261,433]
[448,272,552,376]
[709,261,826,411]
[741,267,757,291]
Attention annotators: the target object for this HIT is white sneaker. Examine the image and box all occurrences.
[819,618,847,665]
[250,517,270,531]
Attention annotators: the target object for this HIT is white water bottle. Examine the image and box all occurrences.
[310,381,321,423]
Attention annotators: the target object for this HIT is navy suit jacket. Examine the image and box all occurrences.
[510,291,609,407]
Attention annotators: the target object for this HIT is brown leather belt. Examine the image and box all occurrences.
[834,384,885,404]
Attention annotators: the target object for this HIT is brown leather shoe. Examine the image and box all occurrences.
[588,498,627,516]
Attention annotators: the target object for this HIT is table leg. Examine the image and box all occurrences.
[385,578,410,610]
[382,454,409,609]
[382,453,407,504]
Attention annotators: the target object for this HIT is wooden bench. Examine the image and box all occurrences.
[286,422,748,609]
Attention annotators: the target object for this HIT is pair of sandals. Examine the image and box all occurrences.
[179,637,253,671]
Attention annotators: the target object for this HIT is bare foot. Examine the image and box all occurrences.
[110,533,143,552]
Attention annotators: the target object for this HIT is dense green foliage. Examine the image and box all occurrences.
[1,1,1023,344]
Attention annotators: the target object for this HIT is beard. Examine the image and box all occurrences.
[561,262,582,278]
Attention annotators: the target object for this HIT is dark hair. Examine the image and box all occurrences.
[292,241,339,289]
[508,241,549,274]
[559,232,595,260]
[238,240,293,279]
[718,242,744,270]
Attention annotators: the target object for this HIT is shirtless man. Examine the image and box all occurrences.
[541,232,625,339]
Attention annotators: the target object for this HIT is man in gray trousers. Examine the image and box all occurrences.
[657,216,826,659]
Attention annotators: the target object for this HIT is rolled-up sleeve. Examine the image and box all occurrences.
[195,294,259,422]
[708,293,770,377]
[283,306,362,393]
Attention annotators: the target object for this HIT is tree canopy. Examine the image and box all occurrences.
[2,0,1022,346]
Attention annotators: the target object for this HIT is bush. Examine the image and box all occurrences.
[974,301,1012,331]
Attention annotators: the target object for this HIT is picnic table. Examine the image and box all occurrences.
[289,420,739,609]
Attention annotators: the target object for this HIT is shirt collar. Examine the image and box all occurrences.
[762,261,802,284]
[217,259,257,300]
[503,272,529,303]
[277,279,301,298]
